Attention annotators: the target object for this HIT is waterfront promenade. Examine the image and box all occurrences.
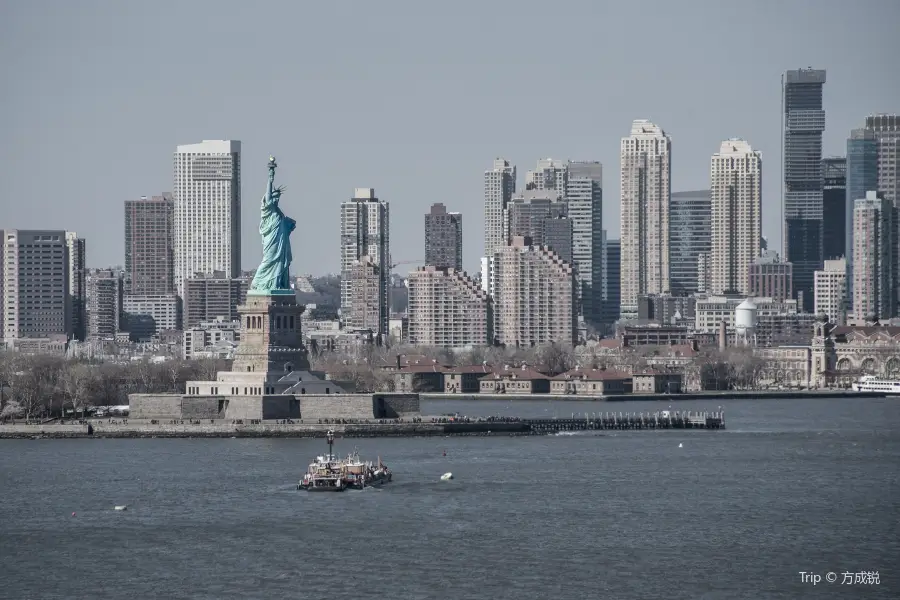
[0,410,724,439]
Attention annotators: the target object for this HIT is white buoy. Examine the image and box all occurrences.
[678,443,683,448]
[440,472,453,481]
[114,505,128,511]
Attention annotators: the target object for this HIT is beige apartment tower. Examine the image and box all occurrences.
[340,188,390,336]
[620,120,671,319]
[710,139,762,295]
[852,191,894,320]
[173,140,241,295]
[814,258,847,325]
[492,236,576,347]
[484,158,516,259]
[407,266,492,348]
[344,256,386,334]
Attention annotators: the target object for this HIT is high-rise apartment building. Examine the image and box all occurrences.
[620,119,671,319]
[782,68,826,309]
[525,158,567,198]
[865,115,900,311]
[340,188,390,336]
[565,161,603,324]
[424,203,462,271]
[504,190,567,247]
[822,157,847,260]
[866,114,900,205]
[173,140,241,295]
[814,258,847,325]
[344,256,385,335]
[492,237,576,346]
[748,252,793,303]
[66,232,86,341]
[1,230,73,341]
[125,194,175,295]
[852,191,893,320]
[407,266,492,348]
[710,139,762,295]
[669,190,711,296]
[484,158,516,258]
[182,271,250,329]
[85,269,122,340]
[601,233,621,329]
[845,128,878,304]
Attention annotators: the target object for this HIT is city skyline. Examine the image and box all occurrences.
[1,1,898,276]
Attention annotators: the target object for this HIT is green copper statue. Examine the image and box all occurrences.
[249,156,296,294]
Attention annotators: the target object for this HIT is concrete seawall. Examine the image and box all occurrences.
[0,421,531,439]
[421,390,887,402]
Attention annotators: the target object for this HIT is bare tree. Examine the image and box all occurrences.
[535,343,575,375]
[61,363,96,418]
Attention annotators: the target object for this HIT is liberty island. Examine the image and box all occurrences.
[249,156,296,295]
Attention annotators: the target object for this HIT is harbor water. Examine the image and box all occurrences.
[1,396,898,599]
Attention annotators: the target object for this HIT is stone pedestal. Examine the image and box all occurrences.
[232,291,310,374]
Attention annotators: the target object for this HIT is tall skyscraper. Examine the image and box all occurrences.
[565,161,603,325]
[424,203,462,271]
[492,237,576,346]
[620,119,671,319]
[173,140,241,295]
[601,233,621,329]
[340,188,390,336]
[853,191,893,320]
[407,266,492,348]
[866,114,900,205]
[845,128,878,304]
[669,190,711,296]
[822,157,847,260]
[814,258,847,325]
[710,139,762,295]
[782,68,826,309]
[864,115,900,311]
[125,194,175,295]
[1,230,72,341]
[526,158,567,197]
[66,231,86,341]
[483,158,516,258]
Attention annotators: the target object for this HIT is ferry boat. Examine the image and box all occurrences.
[853,375,900,394]
[298,430,392,491]
[299,431,347,492]
[342,451,392,490]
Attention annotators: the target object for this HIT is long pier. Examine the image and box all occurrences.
[522,410,724,434]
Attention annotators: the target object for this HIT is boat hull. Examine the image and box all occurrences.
[348,473,392,490]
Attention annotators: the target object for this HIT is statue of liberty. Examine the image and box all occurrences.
[249,156,296,294]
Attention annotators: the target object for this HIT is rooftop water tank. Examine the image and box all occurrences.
[735,298,757,333]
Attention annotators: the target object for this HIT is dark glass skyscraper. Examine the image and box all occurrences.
[783,68,826,310]
[669,190,711,296]
[822,157,846,260]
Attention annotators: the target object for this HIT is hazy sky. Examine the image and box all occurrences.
[2,0,898,276]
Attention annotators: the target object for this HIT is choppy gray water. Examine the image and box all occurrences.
[2,397,898,599]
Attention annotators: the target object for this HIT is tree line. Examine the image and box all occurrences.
[0,352,229,421]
